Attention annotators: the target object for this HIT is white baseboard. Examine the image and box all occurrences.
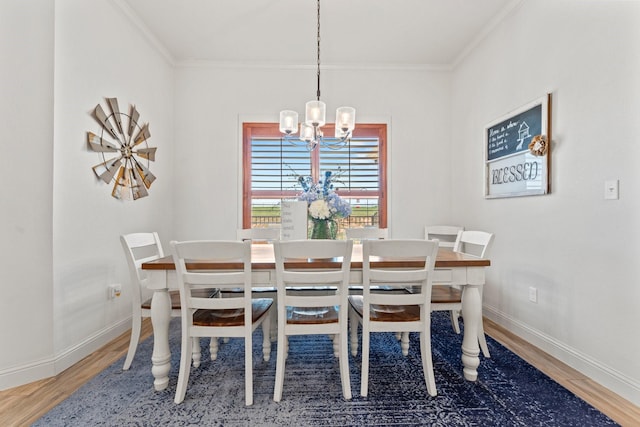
[0,357,56,391]
[484,305,640,407]
[0,318,131,391]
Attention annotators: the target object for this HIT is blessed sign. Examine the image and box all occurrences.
[485,95,551,198]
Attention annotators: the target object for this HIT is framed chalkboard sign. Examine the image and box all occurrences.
[485,94,551,198]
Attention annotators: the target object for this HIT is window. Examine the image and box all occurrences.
[242,123,387,231]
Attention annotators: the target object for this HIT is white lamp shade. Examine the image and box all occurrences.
[335,106,355,135]
[305,100,326,127]
[279,110,298,134]
[300,123,315,142]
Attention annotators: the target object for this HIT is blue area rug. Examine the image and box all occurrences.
[34,312,617,426]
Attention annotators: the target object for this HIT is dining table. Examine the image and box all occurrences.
[141,243,491,392]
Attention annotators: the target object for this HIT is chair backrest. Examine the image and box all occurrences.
[362,239,439,314]
[120,232,164,310]
[171,240,253,334]
[237,227,281,243]
[453,230,494,258]
[345,227,388,242]
[424,225,464,249]
[273,239,353,322]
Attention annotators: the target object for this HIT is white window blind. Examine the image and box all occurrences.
[250,137,380,193]
[250,139,311,192]
[319,138,380,192]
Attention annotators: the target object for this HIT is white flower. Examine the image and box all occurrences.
[308,199,332,219]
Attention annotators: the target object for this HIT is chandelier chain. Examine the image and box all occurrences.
[316,0,321,101]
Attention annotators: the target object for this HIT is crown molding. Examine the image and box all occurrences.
[110,0,176,67]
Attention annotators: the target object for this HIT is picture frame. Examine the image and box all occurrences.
[484,94,551,199]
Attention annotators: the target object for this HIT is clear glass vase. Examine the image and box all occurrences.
[309,218,337,239]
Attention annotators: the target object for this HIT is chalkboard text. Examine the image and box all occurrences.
[491,161,539,184]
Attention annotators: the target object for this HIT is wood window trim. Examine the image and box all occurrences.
[242,122,387,229]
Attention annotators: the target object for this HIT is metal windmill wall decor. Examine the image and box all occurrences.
[87,97,157,200]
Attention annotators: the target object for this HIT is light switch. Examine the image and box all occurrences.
[604,179,619,200]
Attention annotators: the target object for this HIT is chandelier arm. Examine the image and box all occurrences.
[282,135,304,147]
[323,138,349,150]
[283,135,319,152]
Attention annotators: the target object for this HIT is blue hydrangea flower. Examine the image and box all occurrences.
[297,170,352,219]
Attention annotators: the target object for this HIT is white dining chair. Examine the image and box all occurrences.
[345,227,388,242]
[272,239,353,402]
[120,232,176,370]
[237,226,281,243]
[345,227,404,342]
[452,230,494,358]
[425,225,465,334]
[120,232,212,370]
[345,227,391,292]
[425,225,463,250]
[349,239,439,397]
[171,240,273,405]
[235,227,280,340]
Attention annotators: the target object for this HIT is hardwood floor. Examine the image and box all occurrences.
[483,318,640,427]
[0,320,153,427]
[1,318,638,427]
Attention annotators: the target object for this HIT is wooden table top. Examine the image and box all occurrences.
[142,244,490,271]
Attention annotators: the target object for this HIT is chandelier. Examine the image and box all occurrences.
[279,0,355,151]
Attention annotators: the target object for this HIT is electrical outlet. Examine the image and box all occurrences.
[528,286,537,303]
[108,284,122,300]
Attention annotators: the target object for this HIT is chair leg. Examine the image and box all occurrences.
[284,336,289,360]
[174,330,194,404]
[338,329,352,400]
[262,315,272,362]
[332,334,339,358]
[269,305,277,342]
[478,321,491,358]
[210,337,219,360]
[349,308,359,357]
[476,286,490,357]
[273,329,287,402]
[245,330,253,406]
[192,338,201,368]
[360,323,371,397]
[122,315,142,370]
[449,309,461,334]
[400,332,410,356]
[419,330,437,397]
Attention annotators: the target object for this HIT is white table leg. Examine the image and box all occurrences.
[460,284,481,381]
[150,288,172,391]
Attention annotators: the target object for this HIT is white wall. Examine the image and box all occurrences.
[52,0,175,367]
[172,65,453,240]
[451,0,640,404]
[0,0,176,389]
[0,0,55,386]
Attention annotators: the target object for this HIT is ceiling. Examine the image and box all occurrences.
[119,0,522,68]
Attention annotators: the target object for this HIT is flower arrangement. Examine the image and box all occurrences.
[298,171,351,239]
